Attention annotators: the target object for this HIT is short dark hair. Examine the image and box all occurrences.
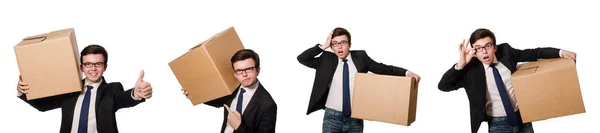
[80,44,108,68]
[230,49,260,69]
[469,28,496,47]
[331,27,351,43]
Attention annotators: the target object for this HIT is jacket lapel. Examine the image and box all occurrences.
[242,83,264,116]
[94,77,108,106]
[350,51,364,72]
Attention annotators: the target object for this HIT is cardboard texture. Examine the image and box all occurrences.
[351,73,418,126]
[169,27,245,105]
[14,28,82,100]
[511,58,585,123]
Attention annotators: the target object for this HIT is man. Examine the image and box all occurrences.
[16,44,153,133]
[297,27,421,133]
[438,28,577,133]
[182,49,277,133]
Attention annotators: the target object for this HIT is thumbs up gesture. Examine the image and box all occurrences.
[133,70,153,100]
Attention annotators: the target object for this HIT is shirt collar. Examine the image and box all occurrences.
[84,78,103,89]
[339,53,353,63]
[241,80,260,91]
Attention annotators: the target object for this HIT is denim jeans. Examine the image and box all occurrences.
[488,116,534,133]
[322,108,364,133]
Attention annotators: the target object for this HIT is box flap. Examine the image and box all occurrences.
[190,27,233,50]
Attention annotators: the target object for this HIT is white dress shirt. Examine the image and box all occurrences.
[483,57,519,117]
[70,79,102,133]
[325,54,358,112]
[225,81,259,133]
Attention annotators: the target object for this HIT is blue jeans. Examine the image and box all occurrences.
[323,108,364,133]
[488,116,534,133]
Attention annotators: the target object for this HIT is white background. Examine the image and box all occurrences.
[1,0,598,133]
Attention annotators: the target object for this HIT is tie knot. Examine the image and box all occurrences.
[85,85,93,90]
[240,88,246,94]
[490,63,497,68]
[342,59,348,63]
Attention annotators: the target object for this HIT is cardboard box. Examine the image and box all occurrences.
[169,27,245,105]
[351,73,418,126]
[511,58,585,123]
[14,28,82,100]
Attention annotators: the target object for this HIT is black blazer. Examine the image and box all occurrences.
[18,77,145,133]
[297,44,408,115]
[438,43,560,133]
[205,82,277,133]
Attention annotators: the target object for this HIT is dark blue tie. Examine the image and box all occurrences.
[236,88,246,114]
[342,59,351,117]
[78,85,93,133]
[490,64,518,126]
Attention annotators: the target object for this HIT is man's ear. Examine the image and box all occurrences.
[256,67,261,74]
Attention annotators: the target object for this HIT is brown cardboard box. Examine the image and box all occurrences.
[511,58,585,123]
[14,28,82,100]
[351,73,418,126]
[169,27,245,105]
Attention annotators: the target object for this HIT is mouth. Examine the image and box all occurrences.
[88,72,99,77]
[483,56,490,60]
[337,51,343,54]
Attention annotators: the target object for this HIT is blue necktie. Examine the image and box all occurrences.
[490,64,518,126]
[342,59,351,117]
[78,85,93,133]
[236,88,246,114]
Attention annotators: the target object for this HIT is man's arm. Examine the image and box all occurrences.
[297,44,326,69]
[504,43,561,62]
[18,93,66,112]
[364,51,408,76]
[113,83,144,109]
[438,62,470,92]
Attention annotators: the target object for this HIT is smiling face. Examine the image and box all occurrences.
[472,37,497,64]
[331,35,351,59]
[80,54,106,84]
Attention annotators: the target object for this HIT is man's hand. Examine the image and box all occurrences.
[133,70,152,100]
[181,88,190,99]
[561,50,577,61]
[224,104,242,130]
[457,39,475,69]
[320,30,334,50]
[406,71,421,84]
[17,75,29,94]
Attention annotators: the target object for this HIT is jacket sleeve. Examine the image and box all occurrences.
[297,44,326,69]
[438,62,470,92]
[364,51,408,76]
[18,93,68,112]
[503,43,561,62]
[204,94,234,108]
[113,82,145,109]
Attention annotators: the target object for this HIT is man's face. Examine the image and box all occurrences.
[232,58,260,87]
[80,54,106,84]
[473,37,497,64]
[331,35,351,59]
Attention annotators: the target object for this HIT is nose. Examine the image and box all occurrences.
[241,72,248,77]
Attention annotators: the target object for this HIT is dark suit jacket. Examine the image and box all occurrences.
[205,82,277,133]
[437,43,560,133]
[297,44,408,115]
[18,77,145,133]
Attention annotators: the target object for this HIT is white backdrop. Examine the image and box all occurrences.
[1,1,598,133]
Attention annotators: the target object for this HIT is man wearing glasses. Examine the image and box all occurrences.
[437,28,577,133]
[297,27,421,132]
[181,49,277,133]
[16,44,153,133]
